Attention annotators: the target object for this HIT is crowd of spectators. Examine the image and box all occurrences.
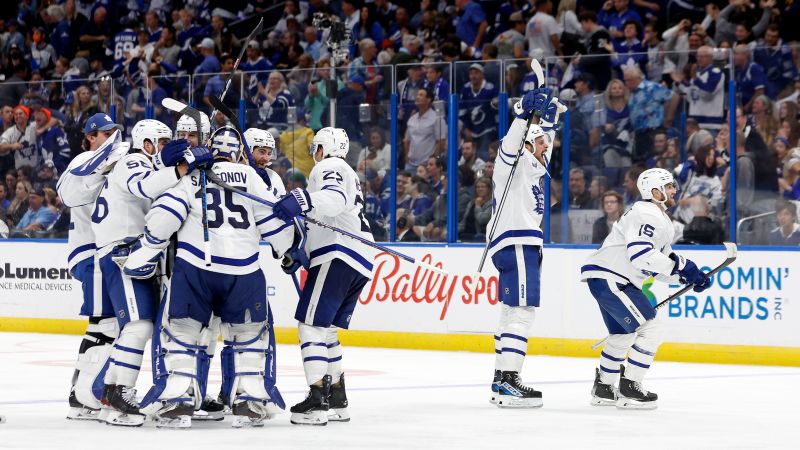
[1,0,800,245]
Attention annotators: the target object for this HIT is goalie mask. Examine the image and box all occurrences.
[209,126,243,161]
[308,127,349,162]
[243,128,277,166]
[131,119,172,157]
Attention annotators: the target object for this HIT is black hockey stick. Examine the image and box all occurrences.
[655,241,738,310]
[162,97,212,266]
[208,95,257,167]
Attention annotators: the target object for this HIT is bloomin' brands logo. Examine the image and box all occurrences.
[667,265,789,321]
[360,253,499,320]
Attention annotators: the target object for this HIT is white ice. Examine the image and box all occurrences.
[0,332,797,449]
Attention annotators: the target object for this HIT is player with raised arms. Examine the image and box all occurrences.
[91,119,211,426]
[272,127,375,426]
[580,168,711,409]
[125,126,302,428]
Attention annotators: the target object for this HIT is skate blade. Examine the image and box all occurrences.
[290,410,328,426]
[232,416,265,428]
[615,397,658,410]
[154,415,192,429]
[328,408,350,422]
[496,395,543,409]
[66,407,101,421]
[590,396,617,406]
[103,410,145,427]
[192,409,224,421]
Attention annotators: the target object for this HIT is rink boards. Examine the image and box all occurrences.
[0,240,797,366]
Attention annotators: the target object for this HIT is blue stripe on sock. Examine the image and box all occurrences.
[600,364,621,373]
[627,358,651,369]
[632,344,655,357]
[303,356,329,363]
[601,351,625,362]
[328,355,342,363]
[500,333,528,343]
[495,350,502,354]
[500,347,527,357]
[300,341,327,349]
[326,341,340,348]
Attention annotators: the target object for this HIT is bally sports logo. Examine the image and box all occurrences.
[360,252,500,320]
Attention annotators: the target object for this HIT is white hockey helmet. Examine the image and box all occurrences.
[637,168,676,203]
[175,112,211,139]
[524,124,547,145]
[243,128,277,165]
[309,127,349,161]
[131,119,172,155]
[209,126,242,161]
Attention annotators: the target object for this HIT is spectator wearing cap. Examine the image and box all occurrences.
[34,108,71,174]
[624,66,679,165]
[336,74,368,147]
[302,25,322,61]
[280,109,316,176]
[397,64,424,123]
[349,38,384,104]
[287,170,307,191]
[577,11,613,90]
[404,88,447,172]
[242,40,274,99]
[493,11,526,60]
[34,161,58,191]
[674,45,725,132]
[194,37,221,75]
[0,106,39,175]
[734,44,767,112]
[203,54,235,110]
[257,71,295,131]
[456,0,488,57]
[15,186,56,232]
[526,0,561,58]
[754,24,797,99]
[460,63,498,160]
[78,6,111,58]
[598,0,642,46]
[768,201,800,246]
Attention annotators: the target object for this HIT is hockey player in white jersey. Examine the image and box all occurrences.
[92,119,212,426]
[57,113,126,421]
[580,168,711,409]
[487,86,567,408]
[124,126,300,428]
[272,127,375,425]
[244,127,285,197]
[175,111,211,146]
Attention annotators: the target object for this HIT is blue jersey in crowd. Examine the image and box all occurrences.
[735,61,767,107]
[753,42,797,99]
[460,80,499,137]
[37,126,71,174]
[113,29,138,67]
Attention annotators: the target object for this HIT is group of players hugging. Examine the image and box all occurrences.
[56,58,713,429]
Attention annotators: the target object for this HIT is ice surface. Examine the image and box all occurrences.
[0,332,797,449]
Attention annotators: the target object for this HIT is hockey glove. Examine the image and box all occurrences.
[514,87,552,120]
[273,188,312,222]
[281,218,309,274]
[182,145,214,172]
[156,139,189,168]
[538,98,568,132]
[669,253,711,292]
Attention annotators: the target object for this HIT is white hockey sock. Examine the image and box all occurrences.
[326,327,343,381]
[298,323,328,386]
[106,320,153,387]
[625,319,663,382]
[598,333,635,385]
[496,305,535,373]
[493,304,509,371]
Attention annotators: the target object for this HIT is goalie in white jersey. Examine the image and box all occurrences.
[486,84,566,408]
[580,168,711,409]
[56,113,126,420]
[124,126,299,428]
[90,119,210,426]
[272,127,375,426]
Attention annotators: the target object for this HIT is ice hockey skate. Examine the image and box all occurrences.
[327,373,350,422]
[616,366,658,410]
[66,391,101,421]
[490,370,501,405]
[590,368,617,406]
[101,385,145,427]
[496,371,543,408]
[290,375,331,425]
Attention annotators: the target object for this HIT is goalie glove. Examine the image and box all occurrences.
[114,237,165,279]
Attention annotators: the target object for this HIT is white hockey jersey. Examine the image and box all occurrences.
[144,162,294,275]
[581,201,681,289]
[305,157,375,278]
[262,167,286,198]
[485,117,553,257]
[56,151,107,271]
[91,152,182,254]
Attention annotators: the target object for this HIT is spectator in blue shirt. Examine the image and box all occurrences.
[302,25,323,61]
[624,66,678,164]
[734,43,767,112]
[203,54,235,110]
[607,20,646,75]
[455,0,489,55]
[598,0,643,45]
[45,5,73,60]
[768,201,800,246]
[15,187,56,231]
[34,108,71,175]
[754,24,797,100]
[460,63,499,160]
[0,183,10,210]
[177,8,206,47]
[194,38,221,75]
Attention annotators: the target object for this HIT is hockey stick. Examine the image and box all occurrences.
[204,169,448,275]
[207,95,256,167]
[476,59,546,273]
[162,97,212,266]
[208,17,263,166]
[655,241,737,310]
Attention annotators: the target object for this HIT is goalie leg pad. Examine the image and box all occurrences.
[298,322,329,386]
[497,304,535,373]
[73,317,118,409]
[625,319,664,382]
[197,315,221,400]
[140,318,204,417]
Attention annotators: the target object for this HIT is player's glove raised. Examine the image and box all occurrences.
[273,188,312,222]
[669,253,711,292]
[538,98,568,132]
[182,145,214,172]
[514,87,552,120]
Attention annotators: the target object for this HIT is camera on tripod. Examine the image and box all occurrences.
[312,12,352,66]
